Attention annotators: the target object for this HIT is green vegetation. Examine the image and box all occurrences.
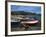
[11,11,41,16]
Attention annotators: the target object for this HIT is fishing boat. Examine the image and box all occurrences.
[20,17,39,28]
[21,20,38,24]
[20,17,39,24]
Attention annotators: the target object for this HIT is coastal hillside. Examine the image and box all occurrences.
[11,11,41,16]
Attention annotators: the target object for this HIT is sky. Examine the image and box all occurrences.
[11,5,41,14]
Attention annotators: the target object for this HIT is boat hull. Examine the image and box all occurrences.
[21,20,38,24]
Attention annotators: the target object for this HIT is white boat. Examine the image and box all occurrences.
[20,18,39,24]
[21,20,39,24]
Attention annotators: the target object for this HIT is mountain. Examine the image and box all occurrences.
[11,11,37,15]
